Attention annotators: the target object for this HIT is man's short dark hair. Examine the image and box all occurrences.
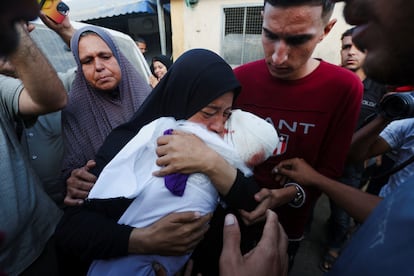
[264,0,335,22]
[135,36,146,44]
[341,27,356,40]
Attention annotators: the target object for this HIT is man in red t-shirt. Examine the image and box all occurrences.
[233,0,363,269]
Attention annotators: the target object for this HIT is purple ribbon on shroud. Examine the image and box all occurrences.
[163,129,189,196]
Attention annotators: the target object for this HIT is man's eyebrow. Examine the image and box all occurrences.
[263,27,278,37]
[262,27,313,40]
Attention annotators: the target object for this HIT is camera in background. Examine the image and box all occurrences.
[378,91,414,119]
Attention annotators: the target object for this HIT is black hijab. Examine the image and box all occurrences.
[91,48,241,176]
[150,54,173,77]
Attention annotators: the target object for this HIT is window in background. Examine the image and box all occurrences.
[222,5,263,67]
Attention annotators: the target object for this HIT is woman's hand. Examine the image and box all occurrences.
[154,131,237,195]
[129,211,212,256]
[154,131,212,175]
[149,75,159,88]
[64,160,97,206]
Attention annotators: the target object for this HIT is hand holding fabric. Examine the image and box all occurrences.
[154,130,215,176]
[129,211,212,255]
[154,130,238,196]
[64,160,97,205]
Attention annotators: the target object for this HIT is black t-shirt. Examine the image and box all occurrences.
[357,78,387,129]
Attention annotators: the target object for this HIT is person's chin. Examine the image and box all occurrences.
[95,83,118,92]
[95,77,117,87]
[269,68,293,80]
[344,64,358,71]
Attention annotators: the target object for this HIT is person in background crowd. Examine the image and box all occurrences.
[320,26,387,272]
[0,58,75,207]
[1,2,65,273]
[0,21,67,275]
[60,25,151,197]
[274,0,414,273]
[339,27,387,129]
[135,36,147,55]
[344,105,414,199]
[149,55,173,88]
[39,14,152,206]
[216,0,363,272]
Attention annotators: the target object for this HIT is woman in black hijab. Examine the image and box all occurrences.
[55,49,261,275]
[149,54,173,88]
[93,48,240,177]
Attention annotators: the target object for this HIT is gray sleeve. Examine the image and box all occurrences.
[57,67,76,92]
[0,74,24,120]
[0,69,74,123]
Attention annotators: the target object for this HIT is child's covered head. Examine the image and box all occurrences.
[224,109,279,169]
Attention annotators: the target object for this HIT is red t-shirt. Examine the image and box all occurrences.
[234,59,363,239]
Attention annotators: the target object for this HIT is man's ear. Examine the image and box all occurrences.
[319,18,337,42]
[324,18,337,37]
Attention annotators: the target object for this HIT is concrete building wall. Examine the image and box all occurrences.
[170,0,350,65]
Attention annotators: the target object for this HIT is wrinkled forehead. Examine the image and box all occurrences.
[72,27,120,66]
[78,34,113,55]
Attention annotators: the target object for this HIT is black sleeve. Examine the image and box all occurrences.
[222,170,261,212]
[54,197,134,262]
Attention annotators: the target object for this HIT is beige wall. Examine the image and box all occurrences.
[313,2,351,65]
[170,0,350,65]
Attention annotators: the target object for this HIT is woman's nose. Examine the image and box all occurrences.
[208,116,226,137]
[95,59,105,71]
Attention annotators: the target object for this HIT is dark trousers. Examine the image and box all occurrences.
[327,163,363,250]
[19,236,59,276]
